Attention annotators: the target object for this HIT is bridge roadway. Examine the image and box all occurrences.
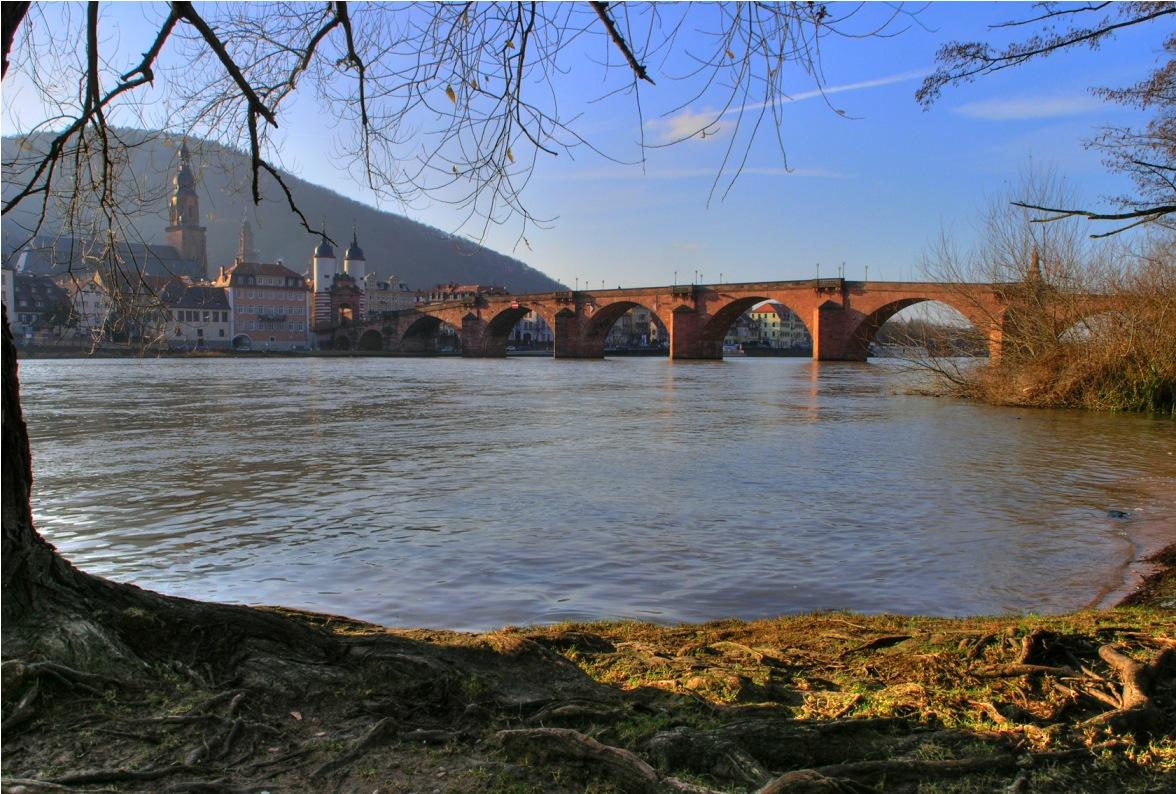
[330,277,1056,360]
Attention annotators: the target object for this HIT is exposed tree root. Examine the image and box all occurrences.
[756,746,1100,791]
[496,727,661,793]
[1,780,120,794]
[1085,642,1174,734]
[311,716,398,779]
[44,764,199,785]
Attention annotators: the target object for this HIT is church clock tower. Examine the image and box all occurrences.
[165,142,208,275]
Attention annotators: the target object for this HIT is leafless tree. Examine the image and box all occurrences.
[917,1,1176,236]
[916,169,1174,413]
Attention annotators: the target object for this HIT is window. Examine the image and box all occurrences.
[202,311,210,322]
[247,289,254,298]
[219,329,225,337]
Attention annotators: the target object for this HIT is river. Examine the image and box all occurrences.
[17,356,1176,632]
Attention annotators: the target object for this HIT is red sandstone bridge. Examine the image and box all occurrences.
[330,278,1094,360]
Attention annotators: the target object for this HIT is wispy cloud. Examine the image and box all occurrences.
[743,67,931,112]
[647,109,726,144]
[648,67,929,144]
[955,95,1106,121]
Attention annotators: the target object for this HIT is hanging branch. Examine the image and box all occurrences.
[590,1,655,85]
[1012,201,1176,238]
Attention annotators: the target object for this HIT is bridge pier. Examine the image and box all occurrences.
[459,314,507,357]
[668,307,722,360]
[552,311,604,359]
[811,301,868,361]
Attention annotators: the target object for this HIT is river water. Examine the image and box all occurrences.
[17,356,1176,632]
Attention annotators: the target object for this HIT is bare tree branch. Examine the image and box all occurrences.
[589,2,655,85]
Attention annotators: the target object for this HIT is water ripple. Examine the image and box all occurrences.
[19,356,1176,631]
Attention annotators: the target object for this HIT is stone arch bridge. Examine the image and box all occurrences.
[327,278,1103,361]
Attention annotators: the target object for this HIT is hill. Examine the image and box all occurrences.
[1,131,565,293]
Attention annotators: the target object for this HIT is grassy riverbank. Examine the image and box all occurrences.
[3,552,1173,793]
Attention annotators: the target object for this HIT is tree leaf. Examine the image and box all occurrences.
[505,39,515,49]
[506,147,514,163]
[445,85,457,103]
[726,48,735,59]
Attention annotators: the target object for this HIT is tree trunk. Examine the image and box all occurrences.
[1,303,84,624]
[2,304,334,674]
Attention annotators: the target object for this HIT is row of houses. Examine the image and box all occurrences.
[1,258,310,350]
[727,303,812,350]
[2,143,425,350]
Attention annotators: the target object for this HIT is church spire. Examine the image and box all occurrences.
[165,139,208,274]
[237,213,258,263]
[344,225,365,262]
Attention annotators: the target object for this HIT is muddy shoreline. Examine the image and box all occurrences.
[1116,542,1176,611]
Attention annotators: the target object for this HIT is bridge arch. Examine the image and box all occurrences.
[848,296,995,358]
[401,315,460,354]
[231,334,252,351]
[358,328,384,351]
[584,300,666,351]
[480,305,549,356]
[700,296,813,351]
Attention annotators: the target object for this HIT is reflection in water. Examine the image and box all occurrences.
[19,356,1176,632]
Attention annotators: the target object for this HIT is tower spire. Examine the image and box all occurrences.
[237,212,257,263]
[165,139,208,274]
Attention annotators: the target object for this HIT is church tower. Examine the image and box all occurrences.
[165,142,208,275]
[236,216,258,264]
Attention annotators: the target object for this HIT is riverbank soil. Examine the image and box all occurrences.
[1119,544,1176,612]
[3,598,1173,793]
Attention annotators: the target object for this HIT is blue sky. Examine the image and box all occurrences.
[3,3,1165,288]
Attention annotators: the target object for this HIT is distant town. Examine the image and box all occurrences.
[2,144,812,355]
